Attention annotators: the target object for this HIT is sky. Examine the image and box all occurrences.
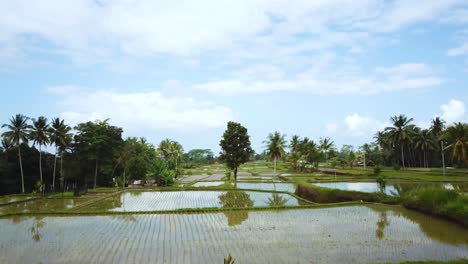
[1,0,467,153]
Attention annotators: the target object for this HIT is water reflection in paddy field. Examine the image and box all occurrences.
[313,182,468,196]
[0,195,36,205]
[80,191,299,212]
[0,198,97,216]
[236,182,296,193]
[192,181,223,187]
[1,205,467,263]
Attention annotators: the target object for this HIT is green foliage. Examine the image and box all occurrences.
[403,187,468,226]
[219,122,253,179]
[374,165,382,176]
[393,164,401,171]
[149,157,176,186]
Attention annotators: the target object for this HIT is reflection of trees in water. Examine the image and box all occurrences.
[219,191,254,226]
[266,193,289,207]
[367,204,468,245]
[30,217,45,242]
[376,211,389,240]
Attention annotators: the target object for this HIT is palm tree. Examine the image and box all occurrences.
[290,135,300,153]
[442,122,468,170]
[360,143,372,169]
[319,137,335,164]
[49,118,70,191]
[385,115,414,169]
[1,114,31,193]
[30,116,50,192]
[264,131,287,175]
[431,117,446,175]
[58,123,73,189]
[157,139,184,175]
[414,129,436,168]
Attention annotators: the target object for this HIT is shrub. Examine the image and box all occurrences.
[373,165,382,176]
[393,164,400,171]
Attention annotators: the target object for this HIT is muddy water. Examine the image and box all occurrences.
[0,204,467,263]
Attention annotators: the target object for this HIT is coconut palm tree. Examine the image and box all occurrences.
[264,131,287,175]
[49,118,71,191]
[442,122,468,170]
[319,137,335,164]
[431,117,446,174]
[157,139,184,174]
[385,115,414,169]
[58,123,73,189]
[1,114,31,193]
[290,135,300,153]
[414,129,436,168]
[30,116,50,192]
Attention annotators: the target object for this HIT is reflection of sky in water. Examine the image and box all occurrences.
[314,182,398,195]
[236,183,296,193]
[109,191,299,212]
[313,182,461,196]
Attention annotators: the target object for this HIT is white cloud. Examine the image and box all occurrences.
[46,86,235,132]
[440,99,465,124]
[344,113,388,136]
[194,62,443,95]
[0,0,465,64]
[448,42,468,56]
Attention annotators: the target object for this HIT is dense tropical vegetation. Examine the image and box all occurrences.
[1,113,467,195]
[0,115,184,195]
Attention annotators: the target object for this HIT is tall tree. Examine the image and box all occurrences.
[30,116,50,192]
[219,121,253,180]
[442,122,468,170]
[385,115,414,169]
[414,129,436,168]
[157,139,184,175]
[319,137,335,164]
[289,135,300,153]
[431,117,446,174]
[1,114,31,193]
[264,131,287,175]
[49,118,72,191]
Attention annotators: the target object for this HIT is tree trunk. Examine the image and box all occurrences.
[441,141,446,176]
[234,167,238,181]
[274,156,277,175]
[18,146,25,194]
[423,151,427,168]
[94,158,99,189]
[39,145,43,194]
[60,155,64,192]
[123,169,126,189]
[401,144,405,169]
[52,146,58,191]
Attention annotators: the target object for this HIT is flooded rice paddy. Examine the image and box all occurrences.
[1,204,467,263]
[313,182,468,196]
[81,191,300,212]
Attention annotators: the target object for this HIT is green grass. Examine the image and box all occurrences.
[48,192,75,198]
[402,187,468,227]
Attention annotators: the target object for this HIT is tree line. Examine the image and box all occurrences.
[259,115,467,172]
[0,114,196,195]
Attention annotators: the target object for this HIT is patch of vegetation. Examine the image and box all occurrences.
[48,192,74,198]
[294,183,400,204]
[402,187,468,227]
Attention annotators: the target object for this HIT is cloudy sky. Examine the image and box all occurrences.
[1,0,467,153]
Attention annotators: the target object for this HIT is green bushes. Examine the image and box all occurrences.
[295,184,399,204]
[403,187,468,226]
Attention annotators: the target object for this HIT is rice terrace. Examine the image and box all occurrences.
[2,1,468,263]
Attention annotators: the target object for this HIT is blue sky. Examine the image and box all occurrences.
[1,0,467,153]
